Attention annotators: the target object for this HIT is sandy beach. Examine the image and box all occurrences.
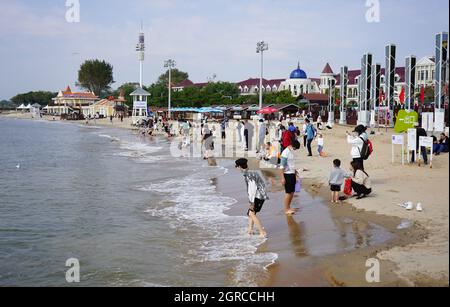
[2,112,448,287]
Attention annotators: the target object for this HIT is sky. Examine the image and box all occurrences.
[0,0,449,100]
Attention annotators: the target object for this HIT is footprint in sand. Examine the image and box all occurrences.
[388,189,399,193]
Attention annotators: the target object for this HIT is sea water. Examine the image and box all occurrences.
[0,118,276,287]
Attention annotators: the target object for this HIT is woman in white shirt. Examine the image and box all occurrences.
[346,125,367,169]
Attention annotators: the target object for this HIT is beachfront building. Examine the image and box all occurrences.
[89,90,128,118]
[48,86,99,116]
[236,78,285,95]
[169,61,427,108]
[172,80,208,92]
[416,56,436,87]
[280,63,320,97]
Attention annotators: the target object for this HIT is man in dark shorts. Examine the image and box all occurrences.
[280,140,301,215]
[235,158,268,238]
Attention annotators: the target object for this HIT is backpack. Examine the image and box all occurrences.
[360,137,373,160]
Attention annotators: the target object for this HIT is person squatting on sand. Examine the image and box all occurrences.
[280,140,301,215]
[235,158,268,238]
[350,161,372,199]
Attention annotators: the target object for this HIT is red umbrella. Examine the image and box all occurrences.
[257,107,279,114]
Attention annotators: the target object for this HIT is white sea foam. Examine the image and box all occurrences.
[99,134,120,142]
[140,171,278,286]
[119,141,163,155]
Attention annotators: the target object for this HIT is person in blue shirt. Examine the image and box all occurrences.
[305,119,317,156]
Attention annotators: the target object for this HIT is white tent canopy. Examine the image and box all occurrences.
[25,104,32,110]
[17,104,25,109]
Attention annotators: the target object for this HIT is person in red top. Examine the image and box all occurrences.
[282,127,293,149]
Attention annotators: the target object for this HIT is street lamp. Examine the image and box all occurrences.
[164,59,176,119]
[256,41,269,112]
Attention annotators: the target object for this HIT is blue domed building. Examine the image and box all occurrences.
[281,63,320,97]
[290,63,308,79]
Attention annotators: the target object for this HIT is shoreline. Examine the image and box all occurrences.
[1,112,448,286]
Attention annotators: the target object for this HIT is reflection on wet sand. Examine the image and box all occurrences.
[286,216,308,257]
[333,217,380,251]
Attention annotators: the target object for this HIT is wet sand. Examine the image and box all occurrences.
[218,158,432,287]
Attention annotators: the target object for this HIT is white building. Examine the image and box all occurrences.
[415,56,436,87]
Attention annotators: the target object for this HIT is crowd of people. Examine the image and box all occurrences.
[145,115,447,239]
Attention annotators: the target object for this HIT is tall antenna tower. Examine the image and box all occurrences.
[136,22,145,88]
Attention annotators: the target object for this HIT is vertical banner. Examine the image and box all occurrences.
[328,79,336,125]
[434,32,448,132]
[371,64,381,127]
[359,54,372,126]
[385,44,396,126]
[405,56,417,111]
[340,66,348,125]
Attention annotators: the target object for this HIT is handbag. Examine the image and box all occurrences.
[295,177,302,193]
[344,178,353,196]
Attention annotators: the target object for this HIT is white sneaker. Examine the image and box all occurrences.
[405,202,414,211]
[416,203,423,212]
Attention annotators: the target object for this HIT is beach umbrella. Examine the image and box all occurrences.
[257,107,279,114]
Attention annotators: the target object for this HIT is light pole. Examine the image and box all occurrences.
[164,59,176,119]
[256,41,269,112]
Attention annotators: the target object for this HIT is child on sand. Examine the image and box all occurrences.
[235,158,268,238]
[329,159,347,203]
[317,133,324,156]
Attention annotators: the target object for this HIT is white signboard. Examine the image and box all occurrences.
[419,136,433,148]
[392,135,404,145]
[392,134,405,165]
[407,129,417,151]
[418,136,434,168]
[435,111,445,132]
[133,101,147,109]
[421,112,434,132]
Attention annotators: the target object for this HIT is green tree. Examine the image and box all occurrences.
[0,100,15,110]
[11,91,57,106]
[77,59,115,97]
[157,69,189,87]
[262,90,297,105]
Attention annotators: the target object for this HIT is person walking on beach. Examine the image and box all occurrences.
[220,120,226,140]
[236,121,243,143]
[329,159,347,203]
[243,121,249,151]
[412,123,428,164]
[349,161,372,199]
[302,121,308,147]
[346,125,367,170]
[235,158,268,238]
[280,140,301,215]
[257,119,267,154]
[305,119,316,157]
[110,115,113,124]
